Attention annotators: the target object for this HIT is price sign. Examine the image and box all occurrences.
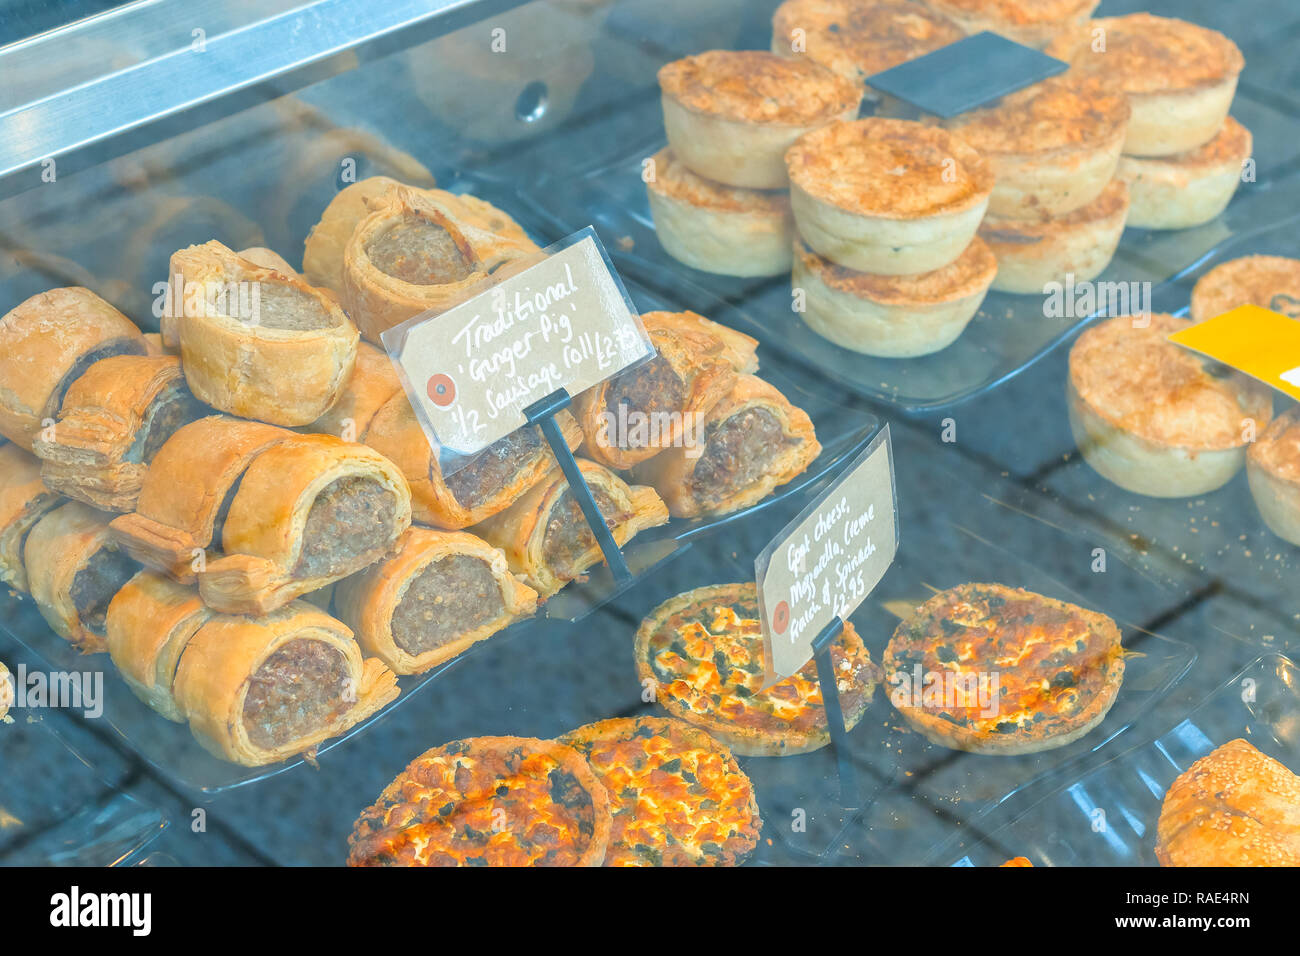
[755,426,899,687]
[382,228,652,466]
[1168,304,1300,401]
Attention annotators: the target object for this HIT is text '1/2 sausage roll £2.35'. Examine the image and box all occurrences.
[475,459,669,601]
[24,501,140,654]
[109,416,295,584]
[361,392,583,530]
[572,309,759,471]
[0,287,147,452]
[194,433,412,615]
[0,443,61,592]
[166,240,359,427]
[632,375,820,519]
[335,528,538,675]
[33,354,208,513]
[172,600,399,767]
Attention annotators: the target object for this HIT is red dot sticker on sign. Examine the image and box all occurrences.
[772,601,790,635]
[426,374,456,408]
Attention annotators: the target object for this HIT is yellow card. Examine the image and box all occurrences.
[1167,305,1300,402]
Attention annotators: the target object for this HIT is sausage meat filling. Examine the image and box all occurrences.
[603,356,687,450]
[296,476,398,577]
[542,488,625,580]
[443,427,545,510]
[229,282,338,331]
[366,216,475,286]
[691,407,794,507]
[390,555,503,655]
[70,545,140,636]
[127,385,209,463]
[242,638,350,749]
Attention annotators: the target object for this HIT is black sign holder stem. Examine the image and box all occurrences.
[810,615,859,810]
[523,388,632,584]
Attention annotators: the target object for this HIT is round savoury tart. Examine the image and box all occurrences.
[883,582,1125,755]
[348,736,612,866]
[793,235,997,356]
[1248,409,1300,547]
[1067,313,1273,498]
[560,716,761,866]
[659,50,861,189]
[786,118,993,275]
[1117,117,1251,231]
[634,582,877,756]
[1191,255,1300,324]
[922,0,1098,50]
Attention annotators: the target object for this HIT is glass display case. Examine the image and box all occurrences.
[0,0,1297,872]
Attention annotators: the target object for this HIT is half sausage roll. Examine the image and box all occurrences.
[197,434,412,614]
[160,245,305,349]
[362,392,582,530]
[336,528,538,675]
[475,459,670,599]
[572,311,750,470]
[0,287,147,451]
[304,341,403,441]
[109,416,293,583]
[303,176,427,294]
[632,375,821,518]
[341,185,540,344]
[24,501,140,653]
[640,310,760,374]
[0,444,61,592]
[106,571,212,721]
[34,355,208,512]
[172,601,400,766]
[168,240,359,426]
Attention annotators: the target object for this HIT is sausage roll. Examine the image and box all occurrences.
[109,415,293,583]
[24,501,140,653]
[572,311,752,470]
[335,528,538,674]
[475,458,670,599]
[639,310,760,374]
[304,341,403,441]
[303,176,419,294]
[362,392,583,530]
[34,355,208,513]
[341,185,539,344]
[172,601,400,767]
[0,443,62,592]
[0,287,147,451]
[632,375,820,518]
[106,571,213,721]
[160,245,305,349]
[167,240,359,426]
[197,433,412,614]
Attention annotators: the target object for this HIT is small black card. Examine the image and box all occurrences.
[866,31,1068,118]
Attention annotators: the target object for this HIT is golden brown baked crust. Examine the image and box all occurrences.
[34,354,207,513]
[658,50,861,125]
[631,375,821,519]
[361,394,582,530]
[1250,408,1300,485]
[475,458,669,600]
[572,310,747,470]
[772,0,964,82]
[927,0,1094,25]
[24,501,139,653]
[172,600,400,767]
[1157,114,1252,168]
[943,73,1128,156]
[105,570,212,721]
[635,582,877,756]
[197,433,412,614]
[1191,253,1300,324]
[348,736,612,866]
[1050,14,1243,95]
[303,341,403,441]
[168,240,359,426]
[647,147,792,215]
[640,310,760,374]
[795,235,997,305]
[980,177,1129,236]
[0,443,60,592]
[1156,739,1300,867]
[884,583,1125,755]
[109,415,294,583]
[560,716,761,866]
[334,527,537,675]
[1069,313,1273,452]
[0,287,147,451]
[341,186,540,345]
[787,118,994,219]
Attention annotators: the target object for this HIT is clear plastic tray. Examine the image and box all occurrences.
[514,81,1300,411]
[936,653,1298,866]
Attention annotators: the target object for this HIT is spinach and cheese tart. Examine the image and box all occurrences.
[883,583,1125,755]
[348,736,612,867]
[561,716,761,866]
[635,583,877,756]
